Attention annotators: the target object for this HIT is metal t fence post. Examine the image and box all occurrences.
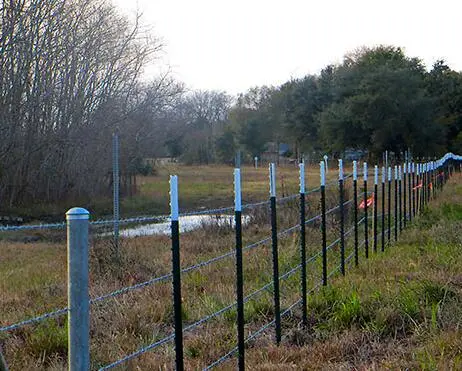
[320,162,327,285]
[353,161,359,266]
[299,162,307,325]
[67,207,90,371]
[339,160,345,275]
[269,163,281,344]
[363,163,368,258]
[381,167,385,252]
[373,166,378,253]
[170,176,184,371]
[388,167,392,244]
[234,169,245,370]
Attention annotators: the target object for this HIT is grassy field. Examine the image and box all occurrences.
[121,163,342,217]
[7,163,343,221]
[0,165,456,370]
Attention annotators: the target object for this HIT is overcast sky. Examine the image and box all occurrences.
[113,0,462,95]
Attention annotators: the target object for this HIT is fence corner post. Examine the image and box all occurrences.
[67,207,90,371]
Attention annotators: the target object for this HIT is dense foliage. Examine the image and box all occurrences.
[226,46,462,161]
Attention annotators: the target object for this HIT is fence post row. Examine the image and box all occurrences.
[66,207,90,371]
[421,164,424,213]
[426,163,430,204]
[339,160,345,275]
[422,163,426,207]
[234,168,245,370]
[170,175,184,371]
[320,161,327,286]
[407,162,412,222]
[403,163,407,226]
[363,162,369,259]
[269,163,281,344]
[299,161,308,326]
[427,163,431,204]
[418,163,422,211]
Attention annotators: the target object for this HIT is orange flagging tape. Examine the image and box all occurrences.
[412,183,423,191]
[359,193,374,209]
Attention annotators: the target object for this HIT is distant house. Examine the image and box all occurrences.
[143,157,177,167]
[260,142,294,165]
[343,149,367,161]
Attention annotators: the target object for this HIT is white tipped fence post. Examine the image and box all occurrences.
[363,162,369,258]
[339,159,345,275]
[388,166,392,243]
[352,161,359,265]
[269,163,281,343]
[381,166,386,252]
[299,161,307,325]
[320,161,327,285]
[323,155,329,174]
[373,165,378,253]
[66,207,90,371]
[170,175,184,370]
[254,156,258,169]
[234,168,245,369]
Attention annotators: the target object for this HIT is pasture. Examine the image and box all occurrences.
[1,160,459,370]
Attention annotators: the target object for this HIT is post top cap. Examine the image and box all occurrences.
[66,207,90,220]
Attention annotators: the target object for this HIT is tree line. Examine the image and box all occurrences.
[158,46,462,165]
[224,47,462,163]
[1,0,461,210]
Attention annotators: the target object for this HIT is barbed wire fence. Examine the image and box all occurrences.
[0,152,460,370]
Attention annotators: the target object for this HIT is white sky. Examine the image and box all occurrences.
[113,0,462,95]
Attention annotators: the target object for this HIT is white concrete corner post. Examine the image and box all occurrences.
[66,207,90,371]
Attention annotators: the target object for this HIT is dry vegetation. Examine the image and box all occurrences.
[1,165,458,370]
[119,163,342,217]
